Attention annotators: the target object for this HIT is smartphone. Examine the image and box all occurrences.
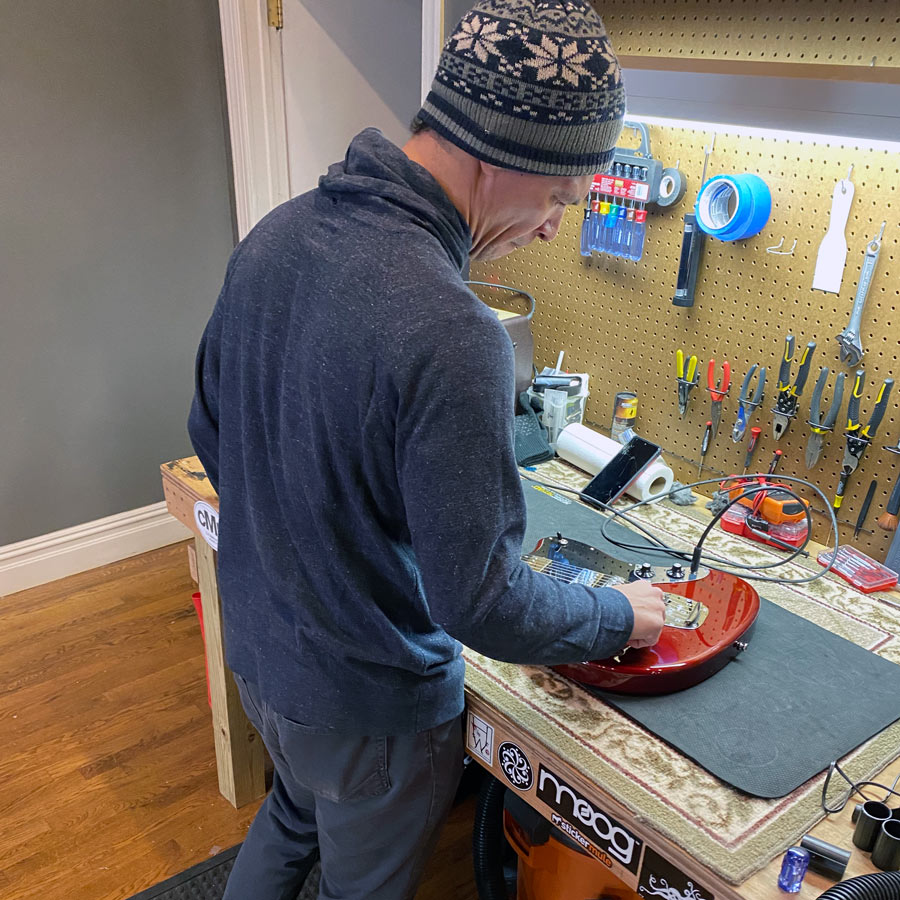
[580,436,661,506]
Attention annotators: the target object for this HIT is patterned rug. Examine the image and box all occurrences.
[462,459,900,885]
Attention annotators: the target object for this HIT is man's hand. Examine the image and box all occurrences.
[615,581,666,649]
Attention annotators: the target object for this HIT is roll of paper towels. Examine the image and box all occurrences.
[555,423,674,502]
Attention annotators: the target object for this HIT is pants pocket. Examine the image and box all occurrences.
[276,720,392,803]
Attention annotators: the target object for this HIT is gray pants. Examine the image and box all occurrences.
[223,674,464,900]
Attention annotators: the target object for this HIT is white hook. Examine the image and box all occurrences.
[766,237,797,256]
[841,165,854,193]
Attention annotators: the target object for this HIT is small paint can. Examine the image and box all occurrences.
[611,392,638,442]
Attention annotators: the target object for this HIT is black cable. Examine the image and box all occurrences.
[821,760,900,814]
[519,471,839,585]
[615,474,839,583]
[687,481,813,575]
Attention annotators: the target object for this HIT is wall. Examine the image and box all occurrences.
[0,0,235,546]
[282,0,423,195]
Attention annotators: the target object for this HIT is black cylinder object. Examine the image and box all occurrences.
[871,818,900,871]
[853,801,892,851]
[815,872,900,899]
[472,775,509,900]
[800,835,851,880]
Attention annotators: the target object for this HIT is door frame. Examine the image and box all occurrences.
[217,0,290,237]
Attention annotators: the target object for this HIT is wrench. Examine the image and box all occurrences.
[836,222,885,366]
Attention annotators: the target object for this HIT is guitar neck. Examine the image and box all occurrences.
[522,553,624,589]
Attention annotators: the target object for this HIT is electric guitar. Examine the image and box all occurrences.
[524,535,760,695]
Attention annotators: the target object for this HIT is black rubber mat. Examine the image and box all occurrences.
[522,481,900,798]
[126,848,320,900]
[591,597,900,797]
[126,847,238,900]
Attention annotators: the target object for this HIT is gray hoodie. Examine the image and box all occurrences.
[188,128,632,734]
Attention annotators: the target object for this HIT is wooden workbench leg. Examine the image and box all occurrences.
[194,537,267,808]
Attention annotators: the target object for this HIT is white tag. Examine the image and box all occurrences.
[812,179,854,293]
[193,500,219,550]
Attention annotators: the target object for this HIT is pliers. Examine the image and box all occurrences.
[676,349,699,417]
[772,335,816,441]
[707,359,731,439]
[731,364,766,442]
[804,368,845,469]
[834,374,894,509]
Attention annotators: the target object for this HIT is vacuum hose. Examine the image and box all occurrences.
[473,775,509,900]
[817,872,900,899]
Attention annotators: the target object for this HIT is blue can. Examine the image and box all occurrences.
[777,846,810,893]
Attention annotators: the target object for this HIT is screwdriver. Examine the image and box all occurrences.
[742,426,762,475]
[698,420,712,478]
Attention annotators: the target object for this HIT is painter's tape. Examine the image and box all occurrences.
[695,174,772,241]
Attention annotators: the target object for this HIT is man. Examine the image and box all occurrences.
[188,1,666,897]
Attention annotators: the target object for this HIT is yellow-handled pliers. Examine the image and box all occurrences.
[676,349,699,417]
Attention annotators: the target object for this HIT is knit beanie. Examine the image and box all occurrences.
[416,0,625,176]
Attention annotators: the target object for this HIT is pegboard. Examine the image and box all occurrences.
[598,0,899,69]
[470,123,900,562]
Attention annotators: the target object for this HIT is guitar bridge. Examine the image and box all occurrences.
[663,594,707,630]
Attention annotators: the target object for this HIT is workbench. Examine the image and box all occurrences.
[161,455,900,899]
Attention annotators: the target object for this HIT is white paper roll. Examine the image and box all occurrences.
[555,423,674,502]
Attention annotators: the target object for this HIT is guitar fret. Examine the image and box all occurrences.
[522,553,618,589]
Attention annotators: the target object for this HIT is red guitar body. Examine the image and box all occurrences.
[525,536,760,695]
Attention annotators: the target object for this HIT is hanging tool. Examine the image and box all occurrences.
[698,420,712,478]
[812,168,854,294]
[772,337,816,441]
[707,359,731,439]
[673,133,714,308]
[854,479,878,538]
[732,364,766,442]
[834,375,894,509]
[742,426,762,476]
[805,368,846,469]
[676,349,699,416]
[879,439,900,532]
[836,222,886,366]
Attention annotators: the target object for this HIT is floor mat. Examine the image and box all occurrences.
[126,848,320,900]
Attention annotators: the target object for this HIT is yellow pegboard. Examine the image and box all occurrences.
[599,0,900,69]
[471,122,900,562]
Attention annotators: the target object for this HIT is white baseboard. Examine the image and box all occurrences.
[0,502,193,598]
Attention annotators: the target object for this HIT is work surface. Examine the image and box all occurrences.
[161,455,900,900]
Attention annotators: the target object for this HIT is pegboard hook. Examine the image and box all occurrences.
[766,237,797,256]
[841,165,853,193]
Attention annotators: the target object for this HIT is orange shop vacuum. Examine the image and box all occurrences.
[473,776,640,900]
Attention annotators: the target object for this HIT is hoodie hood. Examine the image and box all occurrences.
[318,128,471,272]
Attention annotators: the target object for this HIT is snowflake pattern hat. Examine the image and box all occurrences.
[416,0,625,176]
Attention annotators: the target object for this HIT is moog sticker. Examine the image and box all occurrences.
[536,765,641,874]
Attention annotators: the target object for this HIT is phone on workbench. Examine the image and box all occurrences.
[580,436,661,506]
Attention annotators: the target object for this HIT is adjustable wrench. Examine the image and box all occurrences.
[836,223,885,366]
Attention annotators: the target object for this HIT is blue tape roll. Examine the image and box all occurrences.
[695,174,772,241]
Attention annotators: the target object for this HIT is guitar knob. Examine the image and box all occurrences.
[665,563,685,580]
[733,640,748,653]
[634,562,655,580]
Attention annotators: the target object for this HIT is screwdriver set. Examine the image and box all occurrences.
[580,121,685,263]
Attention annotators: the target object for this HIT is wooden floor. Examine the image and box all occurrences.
[0,543,479,900]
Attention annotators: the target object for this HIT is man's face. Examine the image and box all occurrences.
[470,167,593,262]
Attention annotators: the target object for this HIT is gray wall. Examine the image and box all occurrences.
[1,1,235,545]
